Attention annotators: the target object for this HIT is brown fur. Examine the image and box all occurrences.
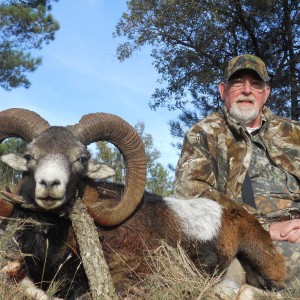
[81,181,286,292]
[1,179,286,297]
[218,206,285,288]
[0,198,13,217]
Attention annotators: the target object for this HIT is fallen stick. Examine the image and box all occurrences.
[69,197,117,300]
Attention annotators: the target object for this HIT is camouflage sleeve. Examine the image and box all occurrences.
[240,204,271,231]
[258,208,300,232]
[174,132,220,201]
[256,212,272,232]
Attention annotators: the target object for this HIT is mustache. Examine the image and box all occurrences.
[234,95,256,103]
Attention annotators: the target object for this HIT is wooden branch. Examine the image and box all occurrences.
[1,189,26,204]
[0,191,36,212]
[69,197,118,300]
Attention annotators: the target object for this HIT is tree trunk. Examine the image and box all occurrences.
[69,198,118,300]
[283,0,299,121]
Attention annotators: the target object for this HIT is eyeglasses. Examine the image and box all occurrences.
[227,78,266,92]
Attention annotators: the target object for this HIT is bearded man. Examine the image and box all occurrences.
[174,54,300,288]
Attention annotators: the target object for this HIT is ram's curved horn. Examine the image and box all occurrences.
[0,108,50,142]
[68,113,147,227]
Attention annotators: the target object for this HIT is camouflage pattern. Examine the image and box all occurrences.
[174,106,300,205]
[224,54,269,81]
[235,132,300,213]
[174,105,300,286]
[274,241,300,288]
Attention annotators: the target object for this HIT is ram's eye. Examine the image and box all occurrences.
[23,154,32,162]
[78,156,88,165]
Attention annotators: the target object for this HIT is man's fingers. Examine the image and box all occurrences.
[279,219,300,236]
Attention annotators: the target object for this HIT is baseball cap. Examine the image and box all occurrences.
[224,54,269,82]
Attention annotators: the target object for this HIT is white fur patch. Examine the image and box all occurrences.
[163,197,222,241]
[34,154,70,208]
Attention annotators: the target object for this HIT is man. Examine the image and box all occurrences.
[174,54,300,287]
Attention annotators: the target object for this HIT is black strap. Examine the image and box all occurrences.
[241,172,257,209]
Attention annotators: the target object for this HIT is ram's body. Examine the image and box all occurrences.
[0,108,285,299]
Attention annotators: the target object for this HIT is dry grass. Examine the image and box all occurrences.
[136,241,222,300]
[0,218,29,300]
[0,282,28,300]
[280,284,300,300]
[0,217,70,300]
[1,218,300,300]
[1,225,221,300]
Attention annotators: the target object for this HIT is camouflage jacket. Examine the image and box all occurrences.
[174,106,300,225]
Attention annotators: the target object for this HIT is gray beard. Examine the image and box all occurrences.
[229,104,259,125]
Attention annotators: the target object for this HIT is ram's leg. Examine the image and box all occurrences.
[1,261,63,300]
[20,277,63,300]
[236,215,286,289]
[213,258,246,299]
[236,284,283,300]
[239,234,285,288]
[219,207,286,290]
[213,259,284,300]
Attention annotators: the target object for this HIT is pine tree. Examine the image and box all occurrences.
[0,0,59,90]
[115,0,300,127]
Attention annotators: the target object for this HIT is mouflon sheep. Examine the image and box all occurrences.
[0,108,285,299]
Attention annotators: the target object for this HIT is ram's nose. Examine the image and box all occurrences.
[36,178,66,198]
[39,179,61,188]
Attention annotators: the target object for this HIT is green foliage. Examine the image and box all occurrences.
[0,0,59,90]
[114,0,300,144]
[95,122,173,196]
[147,162,173,196]
[95,141,125,184]
[0,138,26,186]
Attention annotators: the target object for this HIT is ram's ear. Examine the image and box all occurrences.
[0,154,28,171]
[86,160,116,180]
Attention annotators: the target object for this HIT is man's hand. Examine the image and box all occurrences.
[270,219,300,243]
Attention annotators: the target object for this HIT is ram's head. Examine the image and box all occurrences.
[0,108,147,226]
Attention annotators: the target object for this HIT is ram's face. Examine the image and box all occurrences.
[31,152,91,210]
[0,127,115,210]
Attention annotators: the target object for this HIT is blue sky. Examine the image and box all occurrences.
[0,0,182,172]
